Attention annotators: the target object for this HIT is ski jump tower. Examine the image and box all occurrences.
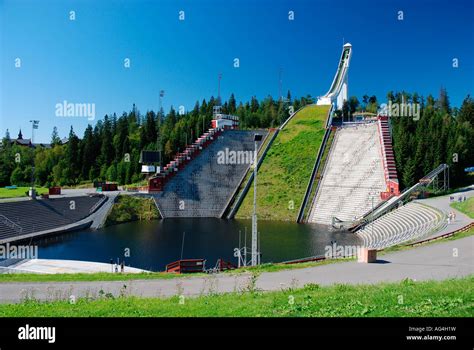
[317,43,352,110]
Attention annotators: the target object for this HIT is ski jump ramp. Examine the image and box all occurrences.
[317,43,352,110]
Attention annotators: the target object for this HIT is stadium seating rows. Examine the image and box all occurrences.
[357,202,446,249]
[0,196,106,241]
[309,122,386,225]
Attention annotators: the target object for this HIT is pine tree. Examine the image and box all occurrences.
[51,127,61,146]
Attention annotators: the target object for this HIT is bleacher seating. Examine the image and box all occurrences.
[155,130,265,218]
[309,122,386,225]
[0,195,106,241]
[357,202,446,249]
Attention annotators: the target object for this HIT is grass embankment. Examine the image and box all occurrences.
[0,272,195,283]
[451,196,474,219]
[105,195,160,226]
[237,105,330,221]
[1,276,472,317]
[0,187,48,198]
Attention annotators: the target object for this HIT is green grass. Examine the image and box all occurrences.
[105,195,160,226]
[1,276,472,317]
[451,196,474,219]
[0,272,206,283]
[0,259,351,283]
[0,186,48,198]
[237,105,330,221]
[226,129,277,214]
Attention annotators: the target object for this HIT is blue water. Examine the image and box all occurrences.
[32,218,361,271]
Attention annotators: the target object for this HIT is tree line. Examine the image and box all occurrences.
[0,89,471,190]
[388,89,473,189]
[0,92,313,187]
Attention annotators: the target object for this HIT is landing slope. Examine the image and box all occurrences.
[236,105,330,221]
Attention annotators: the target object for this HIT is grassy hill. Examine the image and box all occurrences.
[236,104,330,221]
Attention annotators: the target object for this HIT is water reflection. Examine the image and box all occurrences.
[33,218,361,271]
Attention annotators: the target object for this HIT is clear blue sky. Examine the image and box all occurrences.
[1,0,473,142]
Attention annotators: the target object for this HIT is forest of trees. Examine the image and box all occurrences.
[0,89,472,190]
[0,92,313,187]
[388,90,473,189]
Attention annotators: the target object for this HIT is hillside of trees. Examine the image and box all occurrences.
[0,92,312,187]
[0,90,472,190]
[389,90,473,189]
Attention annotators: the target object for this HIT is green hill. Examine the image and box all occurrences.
[236,104,330,221]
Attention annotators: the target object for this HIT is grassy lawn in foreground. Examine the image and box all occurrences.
[236,104,330,221]
[0,187,48,198]
[0,276,472,317]
[451,196,474,219]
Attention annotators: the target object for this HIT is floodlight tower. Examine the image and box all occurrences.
[29,120,39,198]
[251,133,263,266]
[158,90,165,169]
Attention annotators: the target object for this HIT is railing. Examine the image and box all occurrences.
[151,196,164,219]
[406,222,473,247]
[0,214,23,234]
[420,164,448,183]
[88,196,108,214]
[349,164,449,232]
[326,48,350,97]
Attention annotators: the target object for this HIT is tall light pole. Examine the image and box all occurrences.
[29,120,39,198]
[251,134,263,266]
[369,189,377,237]
[158,90,165,169]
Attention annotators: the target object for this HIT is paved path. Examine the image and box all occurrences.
[0,236,472,304]
[414,186,474,241]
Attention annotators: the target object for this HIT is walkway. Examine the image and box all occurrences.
[413,186,474,241]
[0,235,472,303]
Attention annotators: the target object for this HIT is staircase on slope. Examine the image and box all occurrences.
[154,130,265,218]
[377,116,400,197]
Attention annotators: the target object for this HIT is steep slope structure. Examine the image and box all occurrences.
[154,130,265,218]
[236,104,330,221]
[308,122,386,225]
